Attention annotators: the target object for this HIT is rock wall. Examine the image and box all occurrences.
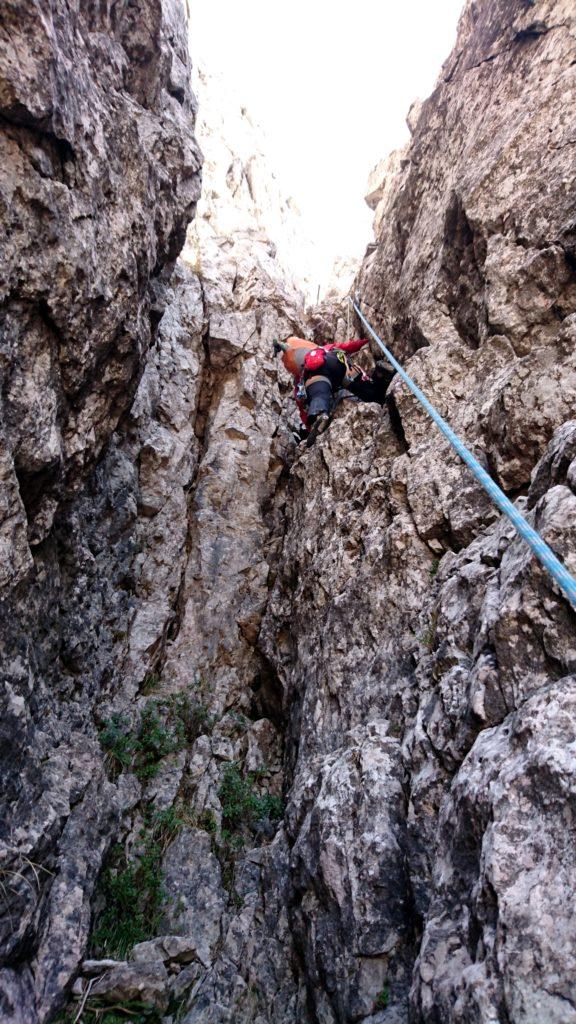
[163,5,576,1020]
[256,1,576,1022]
[0,1,203,1019]
[2,1,576,1023]
[0,5,310,1022]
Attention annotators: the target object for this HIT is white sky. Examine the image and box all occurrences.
[190,1,464,279]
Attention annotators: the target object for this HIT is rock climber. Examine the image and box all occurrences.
[347,359,395,404]
[273,334,369,445]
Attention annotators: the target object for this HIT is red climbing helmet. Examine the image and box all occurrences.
[303,348,326,372]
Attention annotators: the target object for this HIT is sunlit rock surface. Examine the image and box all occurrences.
[194,1,576,1021]
[187,66,318,301]
[1,1,576,1023]
[263,0,576,1020]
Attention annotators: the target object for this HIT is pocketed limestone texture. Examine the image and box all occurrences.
[259,1,576,1020]
[0,1,201,1020]
[2,1,576,1023]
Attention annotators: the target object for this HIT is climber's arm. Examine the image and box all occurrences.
[337,338,369,355]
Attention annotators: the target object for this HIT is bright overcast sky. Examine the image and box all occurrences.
[190,1,464,277]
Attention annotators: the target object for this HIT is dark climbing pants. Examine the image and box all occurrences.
[348,366,394,404]
[306,379,333,422]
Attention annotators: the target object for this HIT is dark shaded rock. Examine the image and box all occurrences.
[0,3,201,1021]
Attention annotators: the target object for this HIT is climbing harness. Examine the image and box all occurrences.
[350,296,576,610]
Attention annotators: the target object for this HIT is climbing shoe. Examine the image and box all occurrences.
[291,426,309,444]
[306,412,330,448]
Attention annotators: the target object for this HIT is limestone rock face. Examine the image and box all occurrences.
[186,0,576,1020]
[0,0,202,555]
[2,0,576,1023]
[261,406,576,1023]
[0,2,202,1021]
[188,66,318,300]
[358,0,576,500]
[0,5,308,1017]
[413,675,576,1024]
[253,0,576,1020]
[0,224,304,1024]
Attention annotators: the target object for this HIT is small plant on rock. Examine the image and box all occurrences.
[375,984,389,1009]
[99,713,136,775]
[428,557,440,580]
[149,804,190,851]
[198,809,218,834]
[90,838,164,959]
[135,704,183,780]
[167,692,215,744]
[90,807,175,959]
[418,610,438,650]
[216,762,284,902]
[225,709,249,734]
[218,763,284,831]
[99,691,214,782]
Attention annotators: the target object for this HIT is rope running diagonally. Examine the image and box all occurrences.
[350,296,576,610]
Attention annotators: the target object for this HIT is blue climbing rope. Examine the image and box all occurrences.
[350,296,576,610]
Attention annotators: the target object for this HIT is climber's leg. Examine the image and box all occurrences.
[291,423,309,444]
[305,379,332,423]
[304,380,333,448]
[305,412,330,448]
[332,388,359,408]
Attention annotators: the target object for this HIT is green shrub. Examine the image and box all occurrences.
[99,692,214,781]
[198,809,218,834]
[429,558,440,580]
[148,804,189,849]
[216,763,284,902]
[90,831,164,959]
[99,713,136,773]
[90,796,202,961]
[225,709,249,733]
[375,984,389,1009]
[218,763,284,830]
[167,692,215,744]
[90,800,188,960]
[135,705,182,780]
